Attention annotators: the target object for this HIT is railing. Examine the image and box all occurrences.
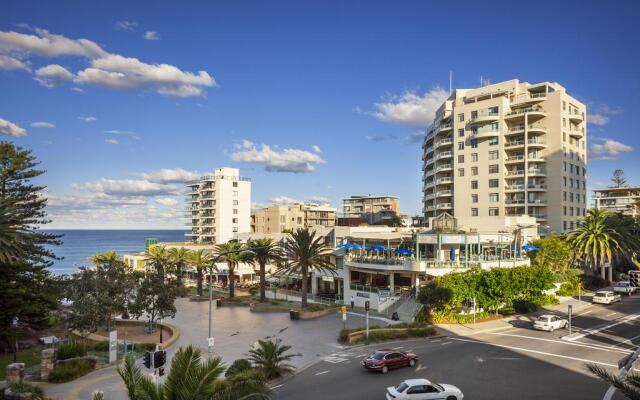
[437,177,453,184]
[424,146,434,153]
[436,190,452,196]
[436,138,453,147]
[505,199,525,204]
[528,169,546,175]
[527,184,547,189]
[506,155,525,162]
[528,138,546,145]
[505,170,525,176]
[506,106,545,117]
[437,203,453,209]
[505,185,525,190]
[437,151,453,159]
[505,140,525,147]
[470,111,500,122]
[439,123,452,131]
[350,283,381,294]
[528,199,547,204]
[436,164,453,172]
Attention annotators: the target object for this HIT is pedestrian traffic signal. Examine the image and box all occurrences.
[158,367,165,377]
[630,270,640,288]
[143,351,152,369]
[364,301,370,311]
[153,350,167,368]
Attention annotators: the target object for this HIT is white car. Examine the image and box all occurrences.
[386,379,464,400]
[613,281,636,296]
[592,291,622,305]
[533,314,568,332]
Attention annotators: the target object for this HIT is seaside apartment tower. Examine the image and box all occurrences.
[185,167,251,244]
[422,79,587,233]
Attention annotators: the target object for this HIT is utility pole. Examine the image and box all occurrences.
[365,301,370,339]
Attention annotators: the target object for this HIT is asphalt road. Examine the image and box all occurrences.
[274,295,640,400]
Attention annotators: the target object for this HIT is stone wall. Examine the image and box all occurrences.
[40,348,57,381]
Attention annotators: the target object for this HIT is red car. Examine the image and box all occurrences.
[361,350,418,374]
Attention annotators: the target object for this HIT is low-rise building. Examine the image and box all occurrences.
[593,186,640,217]
[251,203,337,233]
[341,195,400,224]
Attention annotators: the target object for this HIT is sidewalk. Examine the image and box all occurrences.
[436,296,594,337]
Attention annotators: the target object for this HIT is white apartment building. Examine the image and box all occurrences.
[185,167,251,244]
[593,186,640,217]
[422,79,587,233]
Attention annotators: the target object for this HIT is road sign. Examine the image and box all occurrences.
[207,337,215,348]
[341,306,347,320]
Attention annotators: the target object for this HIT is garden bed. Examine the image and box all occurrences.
[250,300,298,313]
[338,322,438,345]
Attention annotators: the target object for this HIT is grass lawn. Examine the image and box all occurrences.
[0,347,42,378]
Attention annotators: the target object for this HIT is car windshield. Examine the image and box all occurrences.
[537,316,549,322]
[595,292,605,297]
[396,382,409,393]
[432,384,444,392]
[371,352,386,360]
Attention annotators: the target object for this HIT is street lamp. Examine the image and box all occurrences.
[12,316,18,363]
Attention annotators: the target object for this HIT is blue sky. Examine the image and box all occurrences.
[1,0,639,228]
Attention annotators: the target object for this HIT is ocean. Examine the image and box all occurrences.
[42,230,188,275]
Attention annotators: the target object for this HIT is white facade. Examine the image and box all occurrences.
[185,167,251,244]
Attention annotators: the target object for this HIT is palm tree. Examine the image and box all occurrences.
[188,249,213,297]
[280,228,335,308]
[119,345,225,400]
[145,245,169,275]
[213,369,271,400]
[168,247,191,289]
[586,364,640,400]
[215,241,248,299]
[90,251,119,269]
[568,208,622,280]
[247,339,295,380]
[246,238,283,303]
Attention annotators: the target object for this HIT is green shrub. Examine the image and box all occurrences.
[57,342,86,360]
[430,310,493,324]
[304,303,325,312]
[137,342,157,352]
[338,322,436,344]
[513,301,537,314]
[91,341,109,352]
[48,359,94,383]
[533,294,560,307]
[7,383,45,400]
[225,358,252,377]
[248,286,259,296]
[270,300,282,306]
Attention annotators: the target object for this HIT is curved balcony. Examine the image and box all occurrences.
[469,112,500,125]
[436,151,453,160]
[527,139,547,148]
[436,203,453,210]
[438,123,453,133]
[435,138,454,148]
[505,155,525,164]
[568,111,584,122]
[511,92,547,106]
[505,106,546,121]
[569,129,584,139]
[472,128,500,139]
[505,170,525,177]
[527,169,547,177]
[435,164,453,173]
[505,140,525,149]
[436,190,453,197]
[436,177,453,185]
[505,185,525,192]
[505,199,526,206]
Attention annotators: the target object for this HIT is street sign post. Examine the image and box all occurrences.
[341,306,347,330]
[207,337,215,353]
[568,304,573,335]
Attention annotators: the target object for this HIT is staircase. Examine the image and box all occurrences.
[385,293,424,323]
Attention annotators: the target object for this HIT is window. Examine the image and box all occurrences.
[233,190,239,197]
[471,166,478,175]
[563,118,566,127]
[472,194,478,203]
[489,193,499,202]
[471,153,478,162]
[563,162,567,172]
[563,101,566,111]
[570,178,574,188]
[563,191,567,201]
[233,209,238,214]
[563,221,567,230]
[570,164,574,174]
[458,113,464,122]
[489,179,499,188]
[471,111,477,119]
[471,180,478,189]
[232,218,238,223]
[458,155,464,163]
[232,182,238,187]
[471,208,478,216]
[458,168,465,177]
[489,150,499,160]
[575,166,580,175]
[489,208,499,216]
[570,193,574,202]
[489,164,499,174]
[563,206,567,216]
[233,200,239,205]
[570,221,575,230]
[470,139,478,148]
[570,207,574,216]
[489,137,499,146]
[458,142,465,150]
[563,177,567,187]
[458,129,464,137]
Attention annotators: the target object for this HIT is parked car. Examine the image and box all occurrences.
[613,281,636,296]
[533,314,568,332]
[362,350,417,374]
[386,378,464,400]
[592,291,622,305]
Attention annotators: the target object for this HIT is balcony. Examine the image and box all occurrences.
[505,170,525,177]
[512,92,547,106]
[505,184,525,192]
[436,190,453,197]
[424,180,435,188]
[527,183,547,191]
[472,126,500,139]
[438,123,453,133]
[436,177,453,185]
[424,193,435,200]
[436,164,453,172]
[436,151,453,160]
[569,128,584,139]
[436,203,453,210]
[568,110,584,122]
[505,155,525,163]
[527,138,547,148]
[435,138,454,148]
[505,199,526,206]
[527,169,547,177]
[469,111,500,125]
[505,106,546,120]
[424,146,434,154]
[425,157,435,166]
[528,199,547,206]
[505,140,525,149]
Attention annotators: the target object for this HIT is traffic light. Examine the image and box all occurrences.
[143,351,152,369]
[630,271,640,288]
[364,301,370,311]
[158,367,165,376]
[154,350,167,368]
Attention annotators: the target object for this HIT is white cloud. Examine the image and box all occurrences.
[133,168,200,184]
[31,121,55,128]
[71,87,84,93]
[0,28,106,58]
[143,31,160,41]
[105,139,118,145]
[115,21,138,31]
[104,129,140,140]
[79,178,178,197]
[587,114,609,126]
[372,87,449,127]
[0,118,26,137]
[0,55,30,71]
[312,145,321,153]
[75,54,215,98]
[589,139,634,160]
[257,195,332,208]
[156,197,178,207]
[34,64,73,87]
[230,140,325,173]
[269,196,299,205]
[78,116,96,122]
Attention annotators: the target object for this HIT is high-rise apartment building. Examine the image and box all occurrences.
[185,167,251,244]
[422,79,587,233]
[251,203,336,233]
[593,186,640,217]
[342,195,400,224]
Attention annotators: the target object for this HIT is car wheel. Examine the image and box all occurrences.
[409,359,416,367]
[446,396,457,400]
[381,366,388,374]
[550,326,554,332]
[564,321,568,329]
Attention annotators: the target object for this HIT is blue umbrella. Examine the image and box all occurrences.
[394,248,413,256]
[371,245,389,252]
[450,247,456,261]
[338,243,362,250]
[522,244,539,252]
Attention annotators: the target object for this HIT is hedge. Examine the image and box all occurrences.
[48,359,94,383]
[338,322,436,344]
[57,342,86,360]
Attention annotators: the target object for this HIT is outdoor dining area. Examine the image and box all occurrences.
[339,242,416,265]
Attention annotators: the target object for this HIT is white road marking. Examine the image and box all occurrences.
[564,313,640,341]
[322,356,348,364]
[415,364,427,372]
[606,312,618,317]
[448,337,618,368]
[315,370,329,376]
[441,341,452,345]
[488,332,633,355]
[475,356,485,363]
[355,354,368,358]
[270,384,283,390]
[610,334,640,349]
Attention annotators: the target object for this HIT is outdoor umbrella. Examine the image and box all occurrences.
[522,244,540,252]
[394,248,413,256]
[370,245,389,251]
[450,247,456,261]
[338,243,362,250]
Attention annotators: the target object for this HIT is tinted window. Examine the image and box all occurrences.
[426,385,440,393]
[371,352,386,360]
[396,383,409,393]
[407,385,425,394]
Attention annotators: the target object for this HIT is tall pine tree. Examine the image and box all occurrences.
[0,141,62,351]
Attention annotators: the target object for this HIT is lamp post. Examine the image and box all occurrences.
[12,317,18,363]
